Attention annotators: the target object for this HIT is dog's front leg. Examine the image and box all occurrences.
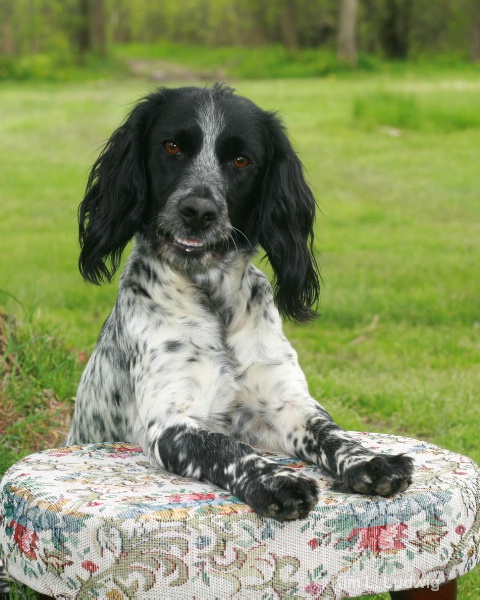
[238,357,413,497]
[293,411,414,496]
[229,299,413,497]
[238,367,414,498]
[148,423,318,521]
[132,339,318,521]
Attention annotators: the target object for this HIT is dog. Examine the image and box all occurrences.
[66,84,413,521]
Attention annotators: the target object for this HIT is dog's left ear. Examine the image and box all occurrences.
[78,99,153,285]
[253,113,320,322]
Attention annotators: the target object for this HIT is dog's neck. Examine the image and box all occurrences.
[120,237,263,330]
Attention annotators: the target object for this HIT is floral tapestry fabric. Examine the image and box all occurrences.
[1,433,480,599]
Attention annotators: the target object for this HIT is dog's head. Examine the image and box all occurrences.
[79,84,320,321]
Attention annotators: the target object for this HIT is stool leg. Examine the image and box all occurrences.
[390,579,457,600]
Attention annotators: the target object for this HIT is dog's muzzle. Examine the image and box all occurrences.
[155,185,232,262]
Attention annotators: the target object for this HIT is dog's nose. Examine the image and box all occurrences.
[178,196,219,230]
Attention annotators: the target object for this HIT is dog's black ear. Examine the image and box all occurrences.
[78,101,151,284]
[254,113,320,322]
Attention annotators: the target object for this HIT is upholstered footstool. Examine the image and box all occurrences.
[1,432,479,600]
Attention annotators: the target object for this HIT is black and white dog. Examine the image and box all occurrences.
[66,84,413,521]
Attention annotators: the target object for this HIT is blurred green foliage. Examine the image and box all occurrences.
[1,0,479,81]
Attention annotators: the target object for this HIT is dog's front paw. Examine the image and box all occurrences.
[247,471,319,522]
[338,453,413,497]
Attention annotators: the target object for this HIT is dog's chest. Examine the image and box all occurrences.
[122,251,282,374]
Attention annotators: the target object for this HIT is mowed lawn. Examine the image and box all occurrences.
[0,73,479,599]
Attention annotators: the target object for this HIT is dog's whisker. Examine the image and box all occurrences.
[231,227,254,253]
[227,232,239,259]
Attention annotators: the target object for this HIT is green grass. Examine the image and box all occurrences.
[1,72,480,598]
[115,41,385,79]
[3,41,480,83]
[114,41,480,80]
[0,308,82,475]
[353,88,480,132]
[0,51,128,82]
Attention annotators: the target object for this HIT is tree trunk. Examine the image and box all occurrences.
[77,0,107,58]
[380,0,413,60]
[0,0,15,55]
[281,0,299,51]
[77,0,91,56]
[472,0,480,62]
[337,0,357,66]
[91,0,107,56]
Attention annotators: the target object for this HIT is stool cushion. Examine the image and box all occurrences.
[1,433,480,599]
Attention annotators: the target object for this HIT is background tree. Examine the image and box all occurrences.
[0,0,16,55]
[77,0,107,57]
[379,0,413,59]
[472,0,480,61]
[280,0,300,51]
[0,0,479,66]
[337,0,357,65]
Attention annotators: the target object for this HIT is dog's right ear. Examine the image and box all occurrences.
[78,101,151,284]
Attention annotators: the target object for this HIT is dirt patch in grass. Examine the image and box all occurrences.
[0,309,74,456]
[0,309,18,439]
[126,58,225,81]
[0,308,16,377]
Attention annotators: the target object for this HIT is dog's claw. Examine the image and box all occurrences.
[247,472,319,521]
[336,453,414,497]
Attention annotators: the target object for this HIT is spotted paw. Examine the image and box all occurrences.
[338,453,413,497]
[247,471,319,522]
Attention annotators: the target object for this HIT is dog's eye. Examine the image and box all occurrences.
[233,156,251,169]
[164,141,181,155]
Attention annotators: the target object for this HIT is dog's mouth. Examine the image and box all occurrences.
[171,236,207,255]
[157,229,223,259]
[153,226,249,272]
